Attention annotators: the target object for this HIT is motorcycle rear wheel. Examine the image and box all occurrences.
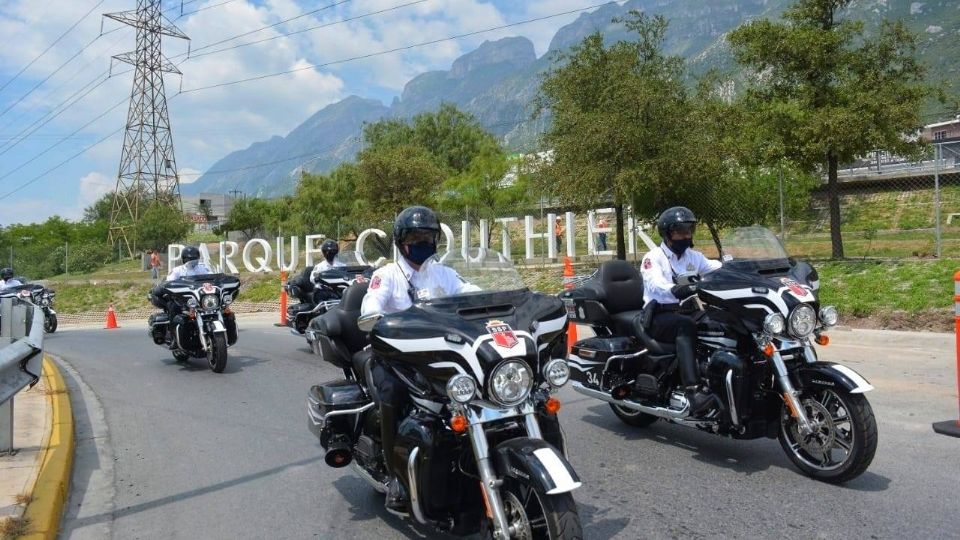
[481,479,582,540]
[609,403,659,427]
[44,313,57,333]
[778,388,877,484]
[208,333,228,373]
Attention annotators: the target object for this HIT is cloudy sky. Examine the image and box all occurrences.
[0,0,614,226]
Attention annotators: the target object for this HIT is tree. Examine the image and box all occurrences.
[136,203,192,251]
[355,144,445,224]
[728,0,939,258]
[537,11,688,259]
[223,197,270,240]
[82,192,115,223]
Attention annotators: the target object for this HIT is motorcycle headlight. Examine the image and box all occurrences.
[542,358,570,387]
[788,304,817,338]
[40,298,49,306]
[819,305,839,327]
[488,360,533,407]
[763,313,785,335]
[201,294,220,310]
[187,297,199,308]
[446,374,477,404]
[223,293,233,306]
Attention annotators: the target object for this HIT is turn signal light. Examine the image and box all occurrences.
[783,393,799,418]
[187,309,196,320]
[762,343,775,357]
[224,307,233,316]
[450,414,468,433]
[544,397,562,415]
[815,334,829,346]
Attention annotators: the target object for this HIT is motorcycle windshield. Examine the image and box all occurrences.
[720,227,790,262]
[426,248,527,300]
[334,251,365,267]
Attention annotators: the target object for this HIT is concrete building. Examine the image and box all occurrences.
[181,193,235,232]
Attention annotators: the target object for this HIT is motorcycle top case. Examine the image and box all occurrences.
[558,287,609,325]
[568,335,642,385]
[307,379,370,439]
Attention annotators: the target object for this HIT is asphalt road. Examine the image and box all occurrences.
[46,318,959,540]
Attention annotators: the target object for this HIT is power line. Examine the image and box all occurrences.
[186,0,428,60]
[180,2,615,93]
[179,0,239,18]
[183,0,353,56]
[0,0,105,95]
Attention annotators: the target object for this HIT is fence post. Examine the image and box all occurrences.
[932,270,960,438]
[0,299,26,453]
[934,142,942,258]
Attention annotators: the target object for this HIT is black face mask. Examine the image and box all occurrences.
[405,242,436,265]
[668,238,693,256]
[324,252,337,264]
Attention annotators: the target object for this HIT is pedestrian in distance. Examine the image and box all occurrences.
[597,216,609,251]
[150,249,162,284]
[554,216,564,253]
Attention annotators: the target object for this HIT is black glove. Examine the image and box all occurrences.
[670,283,698,300]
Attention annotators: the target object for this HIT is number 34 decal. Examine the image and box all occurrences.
[586,372,600,386]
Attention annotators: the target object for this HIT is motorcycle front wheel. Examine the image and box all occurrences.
[208,333,228,373]
[778,388,878,484]
[44,313,57,333]
[481,479,582,540]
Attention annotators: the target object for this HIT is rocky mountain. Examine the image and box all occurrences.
[185,0,959,197]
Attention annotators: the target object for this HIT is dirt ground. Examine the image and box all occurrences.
[845,309,953,333]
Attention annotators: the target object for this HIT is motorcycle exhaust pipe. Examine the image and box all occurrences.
[324,443,353,468]
[572,382,690,419]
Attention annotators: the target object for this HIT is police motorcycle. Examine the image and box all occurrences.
[284,251,372,341]
[148,274,240,373]
[307,248,583,539]
[561,226,877,483]
[0,281,58,333]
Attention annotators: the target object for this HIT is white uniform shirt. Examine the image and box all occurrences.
[361,257,479,316]
[165,262,213,282]
[310,259,346,283]
[1,278,22,289]
[640,242,721,307]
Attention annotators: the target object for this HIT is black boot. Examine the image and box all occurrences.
[684,385,717,415]
[379,403,408,514]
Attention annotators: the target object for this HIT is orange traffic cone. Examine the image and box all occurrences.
[105,304,119,329]
[562,257,578,353]
[275,270,288,327]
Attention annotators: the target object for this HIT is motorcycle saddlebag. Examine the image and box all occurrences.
[307,379,370,443]
[148,312,169,345]
[569,336,646,386]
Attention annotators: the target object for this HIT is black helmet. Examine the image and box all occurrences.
[0,268,13,280]
[393,206,441,249]
[320,239,339,263]
[656,206,697,241]
[181,246,201,263]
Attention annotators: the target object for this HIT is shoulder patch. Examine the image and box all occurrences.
[370,275,381,289]
[642,258,652,270]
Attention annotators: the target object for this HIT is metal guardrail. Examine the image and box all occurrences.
[0,297,45,452]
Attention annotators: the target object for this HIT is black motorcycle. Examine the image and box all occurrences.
[307,249,583,539]
[149,274,240,373]
[561,226,877,484]
[1,281,57,333]
[284,251,372,340]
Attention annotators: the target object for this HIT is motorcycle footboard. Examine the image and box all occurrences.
[493,438,581,495]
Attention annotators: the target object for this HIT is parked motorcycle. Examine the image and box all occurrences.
[284,251,372,343]
[307,249,583,539]
[561,226,877,483]
[148,274,240,373]
[0,281,58,333]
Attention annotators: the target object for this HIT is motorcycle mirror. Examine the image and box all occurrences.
[357,313,383,333]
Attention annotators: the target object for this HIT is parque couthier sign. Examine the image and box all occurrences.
[168,209,658,274]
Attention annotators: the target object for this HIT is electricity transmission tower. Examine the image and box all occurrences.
[105,0,188,256]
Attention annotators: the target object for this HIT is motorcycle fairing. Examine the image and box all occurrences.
[493,438,581,495]
[797,362,874,394]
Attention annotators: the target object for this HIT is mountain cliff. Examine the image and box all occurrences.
[185,0,959,197]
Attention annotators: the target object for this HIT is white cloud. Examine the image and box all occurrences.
[77,170,113,210]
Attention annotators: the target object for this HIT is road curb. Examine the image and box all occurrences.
[20,356,74,539]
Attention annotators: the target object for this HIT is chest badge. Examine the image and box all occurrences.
[486,319,518,348]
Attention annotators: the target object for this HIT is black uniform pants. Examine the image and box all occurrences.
[370,359,410,479]
[650,309,699,387]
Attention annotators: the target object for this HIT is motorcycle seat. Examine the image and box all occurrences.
[610,310,645,336]
[631,315,676,355]
[591,260,646,316]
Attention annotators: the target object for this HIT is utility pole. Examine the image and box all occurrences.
[105,0,189,257]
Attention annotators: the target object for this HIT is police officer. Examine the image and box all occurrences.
[0,268,19,288]
[309,239,344,283]
[361,205,477,513]
[640,206,721,415]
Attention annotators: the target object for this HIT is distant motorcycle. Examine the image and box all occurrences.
[0,281,58,333]
[561,226,878,483]
[149,274,240,373]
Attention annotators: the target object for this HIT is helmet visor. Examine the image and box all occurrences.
[668,222,696,237]
[402,228,439,245]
